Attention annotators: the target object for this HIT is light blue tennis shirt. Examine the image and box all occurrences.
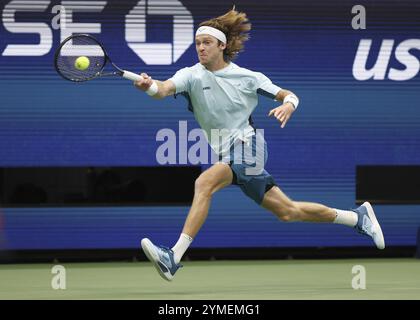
[168,62,282,155]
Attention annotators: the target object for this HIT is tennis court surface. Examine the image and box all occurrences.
[1,258,419,300]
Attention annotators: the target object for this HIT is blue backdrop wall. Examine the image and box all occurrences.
[0,0,419,249]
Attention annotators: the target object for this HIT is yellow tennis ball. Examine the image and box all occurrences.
[74,56,90,71]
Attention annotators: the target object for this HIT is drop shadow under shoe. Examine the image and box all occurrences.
[141,238,182,281]
[353,202,385,250]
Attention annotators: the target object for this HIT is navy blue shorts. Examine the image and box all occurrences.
[219,132,276,205]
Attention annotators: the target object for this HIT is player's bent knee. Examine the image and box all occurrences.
[194,176,217,197]
[276,211,296,222]
[277,213,292,222]
[273,202,301,222]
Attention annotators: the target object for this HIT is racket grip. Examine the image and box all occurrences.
[122,70,142,82]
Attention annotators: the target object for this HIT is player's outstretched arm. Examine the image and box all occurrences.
[268,89,299,128]
[134,73,176,99]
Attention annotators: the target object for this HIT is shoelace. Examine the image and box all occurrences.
[157,245,171,257]
[361,217,375,236]
[155,246,173,267]
[158,245,183,268]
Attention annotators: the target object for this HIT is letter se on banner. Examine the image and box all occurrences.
[1,0,193,65]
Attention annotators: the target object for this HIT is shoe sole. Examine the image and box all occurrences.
[362,202,385,250]
[141,238,173,281]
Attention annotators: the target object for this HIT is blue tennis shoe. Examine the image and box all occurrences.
[353,202,385,250]
[141,238,182,281]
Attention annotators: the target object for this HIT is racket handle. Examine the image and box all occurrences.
[122,70,142,82]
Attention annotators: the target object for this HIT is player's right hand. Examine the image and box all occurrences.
[134,73,153,91]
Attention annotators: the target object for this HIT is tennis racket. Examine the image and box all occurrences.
[54,34,142,82]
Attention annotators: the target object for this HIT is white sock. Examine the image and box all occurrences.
[333,209,358,227]
[172,233,193,264]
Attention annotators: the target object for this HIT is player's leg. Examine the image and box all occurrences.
[261,186,385,249]
[141,162,233,281]
[180,162,233,238]
[170,162,233,264]
[261,186,338,223]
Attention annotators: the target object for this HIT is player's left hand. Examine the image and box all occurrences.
[268,103,295,128]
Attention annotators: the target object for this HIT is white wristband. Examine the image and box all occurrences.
[146,81,158,96]
[284,94,299,109]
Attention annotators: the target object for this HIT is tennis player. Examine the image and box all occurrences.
[134,8,385,281]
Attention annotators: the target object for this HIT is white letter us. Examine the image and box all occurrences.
[51,265,66,290]
[351,265,366,290]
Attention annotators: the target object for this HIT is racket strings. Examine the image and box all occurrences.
[55,35,106,81]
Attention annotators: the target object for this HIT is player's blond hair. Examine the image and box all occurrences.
[199,7,251,61]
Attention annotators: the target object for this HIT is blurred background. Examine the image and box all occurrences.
[0,0,419,262]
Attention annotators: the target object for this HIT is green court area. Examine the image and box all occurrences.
[0,258,419,300]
